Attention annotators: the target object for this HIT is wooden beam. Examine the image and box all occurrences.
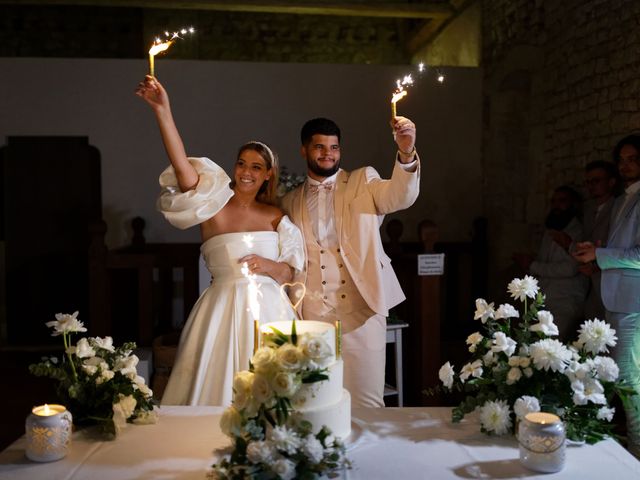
[3,1,455,19]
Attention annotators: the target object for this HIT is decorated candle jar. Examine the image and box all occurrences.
[517,412,566,473]
[25,404,73,462]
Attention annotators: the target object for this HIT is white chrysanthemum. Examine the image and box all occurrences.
[597,406,615,422]
[571,377,606,405]
[270,425,301,455]
[592,356,619,382]
[459,360,483,382]
[246,440,277,464]
[495,303,519,319]
[565,360,592,384]
[529,310,559,336]
[577,319,618,354]
[491,332,517,357]
[529,339,572,372]
[252,347,277,374]
[479,399,512,435]
[514,396,540,419]
[45,311,87,336]
[439,361,455,389]
[506,367,522,385]
[507,276,539,302]
[466,332,484,353]
[474,299,495,323]
[272,458,297,480]
[302,435,325,463]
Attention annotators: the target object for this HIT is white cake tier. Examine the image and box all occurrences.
[292,359,343,410]
[261,320,337,359]
[293,389,351,440]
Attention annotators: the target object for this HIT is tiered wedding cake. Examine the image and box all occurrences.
[261,320,351,439]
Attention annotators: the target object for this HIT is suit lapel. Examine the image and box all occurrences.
[609,193,640,242]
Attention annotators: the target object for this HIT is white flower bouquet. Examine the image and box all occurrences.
[209,321,350,479]
[29,312,157,436]
[276,166,306,198]
[433,276,635,443]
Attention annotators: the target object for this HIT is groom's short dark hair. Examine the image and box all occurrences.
[300,118,341,145]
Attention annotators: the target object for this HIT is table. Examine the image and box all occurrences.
[1,407,638,479]
[384,322,408,406]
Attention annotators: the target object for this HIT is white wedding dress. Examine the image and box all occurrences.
[157,157,304,406]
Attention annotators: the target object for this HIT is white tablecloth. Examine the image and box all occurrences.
[0,406,638,479]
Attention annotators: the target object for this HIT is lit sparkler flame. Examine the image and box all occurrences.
[148,27,195,77]
[241,234,262,352]
[391,74,414,119]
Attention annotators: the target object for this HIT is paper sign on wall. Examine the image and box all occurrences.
[417,253,445,276]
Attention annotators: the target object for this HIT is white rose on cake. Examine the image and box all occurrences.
[299,333,333,368]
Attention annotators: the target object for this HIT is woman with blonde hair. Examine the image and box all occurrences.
[136,76,303,406]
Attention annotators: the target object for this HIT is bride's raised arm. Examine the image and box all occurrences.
[135,75,199,192]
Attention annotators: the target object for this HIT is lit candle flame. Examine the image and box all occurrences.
[43,404,50,415]
[148,26,195,77]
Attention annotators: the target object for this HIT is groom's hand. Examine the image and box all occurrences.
[391,116,416,163]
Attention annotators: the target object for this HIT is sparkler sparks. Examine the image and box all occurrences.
[148,26,195,77]
[390,62,444,119]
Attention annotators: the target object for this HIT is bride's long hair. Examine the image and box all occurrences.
[234,141,279,206]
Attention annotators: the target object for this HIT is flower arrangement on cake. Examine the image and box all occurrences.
[209,320,350,480]
[29,312,157,436]
[432,276,635,444]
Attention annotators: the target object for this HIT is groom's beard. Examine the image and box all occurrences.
[544,208,576,231]
[307,157,340,178]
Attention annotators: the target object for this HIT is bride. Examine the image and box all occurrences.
[136,76,304,406]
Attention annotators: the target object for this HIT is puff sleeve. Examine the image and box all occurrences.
[157,157,234,230]
[276,216,305,274]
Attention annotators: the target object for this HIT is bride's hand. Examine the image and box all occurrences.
[239,254,293,284]
[135,75,170,112]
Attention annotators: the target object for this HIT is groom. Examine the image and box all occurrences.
[281,116,420,407]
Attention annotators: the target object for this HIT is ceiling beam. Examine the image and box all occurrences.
[3,1,455,19]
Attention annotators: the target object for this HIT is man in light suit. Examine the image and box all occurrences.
[574,134,640,458]
[281,117,420,407]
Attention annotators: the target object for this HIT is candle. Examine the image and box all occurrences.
[335,320,342,358]
[26,404,73,462]
[518,412,565,473]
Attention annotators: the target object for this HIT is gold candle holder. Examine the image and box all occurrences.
[335,320,342,358]
[149,54,155,77]
[254,319,260,353]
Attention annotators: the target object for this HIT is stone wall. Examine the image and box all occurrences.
[481,0,640,297]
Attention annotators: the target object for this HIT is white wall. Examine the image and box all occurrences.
[0,58,482,247]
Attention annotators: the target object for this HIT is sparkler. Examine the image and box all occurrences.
[148,27,195,77]
[390,62,445,120]
[241,235,262,353]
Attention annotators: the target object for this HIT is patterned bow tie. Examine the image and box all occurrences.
[308,182,335,193]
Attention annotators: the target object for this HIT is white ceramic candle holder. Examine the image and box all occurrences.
[517,412,565,473]
[25,404,73,462]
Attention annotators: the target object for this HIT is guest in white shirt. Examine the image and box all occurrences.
[574,134,640,459]
[281,117,420,407]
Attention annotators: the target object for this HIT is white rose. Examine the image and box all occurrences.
[252,347,277,374]
[252,374,274,405]
[506,367,522,385]
[96,369,115,384]
[73,337,96,358]
[132,409,158,425]
[276,343,303,371]
[113,394,137,419]
[220,406,243,437]
[299,334,332,366]
[93,336,116,352]
[271,371,300,397]
[232,371,254,409]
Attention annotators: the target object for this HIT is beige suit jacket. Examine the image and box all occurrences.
[281,158,420,316]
